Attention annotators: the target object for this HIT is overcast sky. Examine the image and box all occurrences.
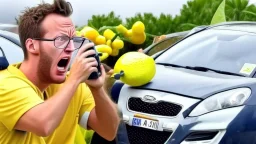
[1,0,256,27]
[0,0,187,26]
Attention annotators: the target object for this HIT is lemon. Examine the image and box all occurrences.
[99,53,109,61]
[95,35,106,45]
[113,52,156,86]
[106,39,112,47]
[129,32,146,45]
[116,24,128,34]
[81,26,99,42]
[112,39,124,49]
[110,48,119,56]
[103,29,115,40]
[124,29,133,38]
[95,44,112,55]
[132,21,145,34]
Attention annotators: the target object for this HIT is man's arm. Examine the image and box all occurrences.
[14,43,98,137]
[15,78,80,137]
[87,87,120,141]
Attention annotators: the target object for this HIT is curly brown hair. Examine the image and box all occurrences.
[18,0,73,59]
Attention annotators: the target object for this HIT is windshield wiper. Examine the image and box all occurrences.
[186,66,245,77]
[157,63,188,69]
[157,63,246,77]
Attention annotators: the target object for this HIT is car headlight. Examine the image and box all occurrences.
[189,88,251,117]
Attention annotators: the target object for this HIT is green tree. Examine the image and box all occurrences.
[77,11,123,31]
[174,0,256,31]
[87,11,123,30]
[243,4,256,21]
[173,0,223,32]
[77,0,256,67]
[225,0,256,21]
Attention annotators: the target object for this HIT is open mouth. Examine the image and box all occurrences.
[57,58,69,71]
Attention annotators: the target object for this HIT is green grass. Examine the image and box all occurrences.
[85,130,94,144]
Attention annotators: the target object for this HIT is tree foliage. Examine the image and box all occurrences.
[77,11,123,31]
[225,0,256,21]
[173,0,223,31]
[78,0,256,40]
[75,0,256,67]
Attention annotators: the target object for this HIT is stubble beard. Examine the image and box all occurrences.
[38,46,65,84]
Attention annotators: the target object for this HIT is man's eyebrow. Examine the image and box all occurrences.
[57,32,75,37]
[68,27,75,36]
[56,33,68,37]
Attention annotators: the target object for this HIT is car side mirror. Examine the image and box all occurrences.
[0,46,9,70]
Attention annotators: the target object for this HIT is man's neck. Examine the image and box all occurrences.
[19,61,49,91]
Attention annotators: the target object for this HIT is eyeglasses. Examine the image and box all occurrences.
[33,36,86,50]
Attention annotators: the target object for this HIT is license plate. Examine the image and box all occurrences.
[132,117,159,130]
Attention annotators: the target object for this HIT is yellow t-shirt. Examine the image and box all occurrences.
[0,64,95,144]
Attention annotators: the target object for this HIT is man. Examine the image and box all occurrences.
[0,0,120,144]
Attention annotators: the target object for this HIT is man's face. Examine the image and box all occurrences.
[38,14,76,84]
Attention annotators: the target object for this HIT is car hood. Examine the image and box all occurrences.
[135,65,256,99]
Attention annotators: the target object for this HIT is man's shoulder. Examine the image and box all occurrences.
[0,71,40,99]
[0,68,11,79]
[0,69,29,86]
[0,69,26,85]
[0,64,31,85]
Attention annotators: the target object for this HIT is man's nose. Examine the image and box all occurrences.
[64,40,75,52]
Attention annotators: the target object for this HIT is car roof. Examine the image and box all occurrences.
[0,23,18,34]
[165,31,190,38]
[0,30,21,47]
[208,21,256,34]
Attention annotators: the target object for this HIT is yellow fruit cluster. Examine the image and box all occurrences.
[76,26,124,61]
[75,21,147,61]
[116,21,146,45]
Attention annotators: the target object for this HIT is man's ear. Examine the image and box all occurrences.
[25,38,39,55]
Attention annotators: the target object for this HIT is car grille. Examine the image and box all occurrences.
[128,97,182,117]
[126,125,172,144]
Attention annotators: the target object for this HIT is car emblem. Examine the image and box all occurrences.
[142,95,157,102]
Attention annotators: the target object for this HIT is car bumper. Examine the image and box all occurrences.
[118,105,256,144]
[116,86,256,144]
[169,106,243,144]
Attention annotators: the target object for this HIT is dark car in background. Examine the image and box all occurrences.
[112,22,256,144]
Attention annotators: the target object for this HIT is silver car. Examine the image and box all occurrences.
[0,29,23,65]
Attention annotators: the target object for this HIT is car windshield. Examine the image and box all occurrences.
[147,34,187,56]
[156,28,256,77]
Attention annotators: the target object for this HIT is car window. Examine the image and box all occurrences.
[0,37,23,64]
[156,29,256,76]
[147,35,184,56]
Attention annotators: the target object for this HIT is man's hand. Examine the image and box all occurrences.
[69,42,98,84]
[85,64,106,89]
